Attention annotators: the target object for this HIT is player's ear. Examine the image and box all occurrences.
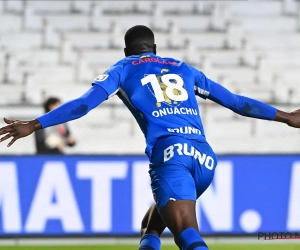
[124,48,128,57]
[153,44,157,55]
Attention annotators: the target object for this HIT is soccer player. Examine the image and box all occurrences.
[35,97,76,154]
[1,25,300,250]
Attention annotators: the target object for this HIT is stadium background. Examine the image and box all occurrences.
[0,0,300,249]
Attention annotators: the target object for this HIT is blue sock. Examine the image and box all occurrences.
[139,233,161,250]
[178,228,208,250]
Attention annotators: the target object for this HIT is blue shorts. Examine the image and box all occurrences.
[149,136,218,212]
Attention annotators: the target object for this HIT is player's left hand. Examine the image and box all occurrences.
[287,109,300,128]
[0,118,42,147]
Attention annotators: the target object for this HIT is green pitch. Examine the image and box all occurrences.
[1,245,300,250]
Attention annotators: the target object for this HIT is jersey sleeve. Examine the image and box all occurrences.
[207,81,277,120]
[92,60,124,98]
[187,65,214,99]
[37,85,108,128]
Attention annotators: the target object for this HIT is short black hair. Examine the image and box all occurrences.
[43,97,61,113]
[124,25,155,55]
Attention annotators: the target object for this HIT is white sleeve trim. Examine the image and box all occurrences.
[108,88,120,98]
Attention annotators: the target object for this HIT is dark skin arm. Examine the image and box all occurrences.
[274,109,300,126]
[0,118,42,147]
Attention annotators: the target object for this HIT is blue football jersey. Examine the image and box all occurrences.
[92,52,213,158]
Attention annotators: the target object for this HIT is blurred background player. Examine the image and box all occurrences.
[35,97,76,154]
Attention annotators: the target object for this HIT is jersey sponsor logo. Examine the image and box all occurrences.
[152,107,198,117]
[132,57,178,66]
[163,143,215,170]
[167,126,201,135]
[95,74,109,81]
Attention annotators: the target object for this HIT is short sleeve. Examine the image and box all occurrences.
[187,65,214,99]
[92,60,123,98]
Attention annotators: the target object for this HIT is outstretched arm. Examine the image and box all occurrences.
[207,81,300,128]
[0,85,108,147]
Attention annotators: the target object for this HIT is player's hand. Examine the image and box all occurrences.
[274,109,300,128]
[0,118,42,147]
[287,109,300,128]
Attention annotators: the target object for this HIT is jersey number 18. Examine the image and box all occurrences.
[141,74,188,103]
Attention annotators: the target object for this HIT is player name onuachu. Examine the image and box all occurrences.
[152,107,198,117]
[132,58,178,66]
